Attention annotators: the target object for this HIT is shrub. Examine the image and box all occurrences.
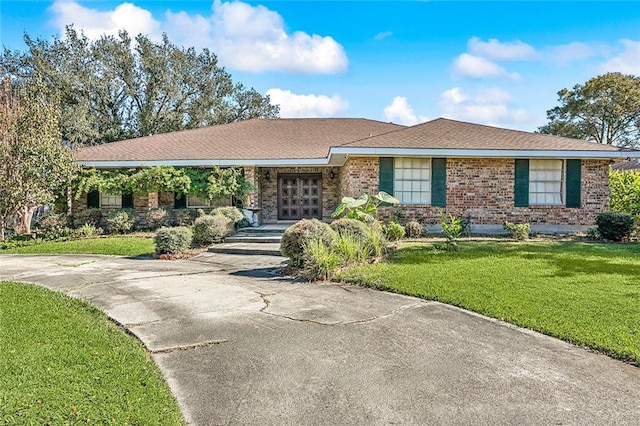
[437,211,464,251]
[154,226,193,255]
[609,170,640,217]
[385,221,406,241]
[301,238,341,281]
[596,212,636,242]
[333,231,369,265]
[503,222,531,241]
[106,209,137,234]
[192,214,234,246]
[586,227,601,241]
[213,206,245,227]
[171,209,198,226]
[36,213,68,239]
[280,219,336,267]
[72,208,103,228]
[364,221,387,257]
[330,218,369,242]
[404,220,424,238]
[146,208,169,230]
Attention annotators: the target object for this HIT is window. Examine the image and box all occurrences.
[186,195,232,208]
[393,157,431,204]
[100,193,122,208]
[529,159,564,205]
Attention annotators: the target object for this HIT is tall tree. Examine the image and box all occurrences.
[537,73,640,148]
[1,26,279,146]
[0,77,75,239]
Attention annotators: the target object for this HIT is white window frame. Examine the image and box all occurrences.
[529,159,565,206]
[186,195,232,209]
[99,193,122,209]
[393,157,432,205]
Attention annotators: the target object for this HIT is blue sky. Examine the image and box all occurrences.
[1,1,639,131]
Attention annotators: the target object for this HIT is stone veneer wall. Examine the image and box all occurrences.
[340,157,610,226]
[259,166,341,222]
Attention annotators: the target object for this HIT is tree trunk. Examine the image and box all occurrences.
[15,205,36,235]
[67,186,73,217]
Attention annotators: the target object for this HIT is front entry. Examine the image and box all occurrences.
[278,174,322,220]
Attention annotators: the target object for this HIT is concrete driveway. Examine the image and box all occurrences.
[1,253,639,425]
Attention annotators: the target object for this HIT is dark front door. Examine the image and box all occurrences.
[278,174,322,220]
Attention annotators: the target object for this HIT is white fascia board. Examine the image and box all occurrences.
[76,158,332,168]
[329,147,640,159]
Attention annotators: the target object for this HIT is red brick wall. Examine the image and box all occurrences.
[340,157,610,226]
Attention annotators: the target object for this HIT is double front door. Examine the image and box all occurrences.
[278,174,322,220]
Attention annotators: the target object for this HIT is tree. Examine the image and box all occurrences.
[1,26,279,146]
[537,73,640,148]
[0,77,75,239]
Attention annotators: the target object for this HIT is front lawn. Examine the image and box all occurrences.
[337,242,640,365]
[0,281,184,424]
[0,236,155,256]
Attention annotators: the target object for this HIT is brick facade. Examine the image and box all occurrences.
[340,157,610,227]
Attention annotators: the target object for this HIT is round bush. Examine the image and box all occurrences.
[280,219,336,267]
[596,212,636,241]
[36,213,68,237]
[145,208,169,230]
[212,206,245,226]
[106,209,137,234]
[404,220,424,238]
[385,221,405,241]
[155,226,193,255]
[192,214,234,246]
[171,209,198,226]
[72,208,103,228]
[330,218,369,242]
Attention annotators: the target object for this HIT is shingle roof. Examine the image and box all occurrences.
[75,118,404,162]
[341,118,622,151]
[612,158,640,171]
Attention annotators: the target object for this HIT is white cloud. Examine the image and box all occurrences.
[382,96,428,126]
[452,53,520,79]
[544,41,602,64]
[49,1,161,40]
[439,87,533,129]
[266,88,349,118]
[49,0,348,74]
[374,31,393,41]
[600,39,640,74]
[467,37,536,60]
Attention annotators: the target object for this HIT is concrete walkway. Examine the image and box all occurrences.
[1,253,640,425]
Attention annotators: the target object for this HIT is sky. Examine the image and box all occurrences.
[1,1,639,131]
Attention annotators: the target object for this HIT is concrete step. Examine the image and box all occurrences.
[208,242,282,256]
[226,235,282,243]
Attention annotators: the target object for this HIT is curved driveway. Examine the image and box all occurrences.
[2,253,639,425]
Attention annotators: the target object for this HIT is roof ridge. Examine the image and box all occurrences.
[338,117,438,147]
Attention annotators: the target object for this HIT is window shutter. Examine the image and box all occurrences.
[122,193,134,209]
[565,159,581,208]
[514,159,529,207]
[87,190,100,208]
[174,193,187,209]
[379,157,394,195]
[431,158,446,207]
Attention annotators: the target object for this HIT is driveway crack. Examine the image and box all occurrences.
[150,339,228,354]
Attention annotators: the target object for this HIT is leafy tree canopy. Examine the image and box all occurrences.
[537,73,640,148]
[1,26,279,146]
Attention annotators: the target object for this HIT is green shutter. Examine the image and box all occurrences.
[565,159,582,208]
[174,193,187,209]
[431,158,446,207]
[379,157,394,195]
[514,159,529,207]
[87,190,100,208]
[122,192,134,209]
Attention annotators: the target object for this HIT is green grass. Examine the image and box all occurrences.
[0,236,155,256]
[0,281,185,425]
[337,241,640,365]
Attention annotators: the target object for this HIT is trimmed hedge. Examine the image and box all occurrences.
[596,212,635,241]
[192,214,234,246]
[154,226,193,254]
[280,219,336,267]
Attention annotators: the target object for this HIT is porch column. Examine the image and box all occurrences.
[243,166,262,224]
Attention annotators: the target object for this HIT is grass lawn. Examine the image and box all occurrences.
[337,241,640,365]
[0,281,185,425]
[0,236,155,256]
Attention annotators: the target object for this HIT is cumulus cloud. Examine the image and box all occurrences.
[467,37,536,60]
[452,53,520,79]
[600,39,640,74]
[266,88,349,118]
[382,96,428,126]
[544,41,602,64]
[439,87,533,129]
[49,0,348,74]
[49,1,161,40]
[374,31,393,41]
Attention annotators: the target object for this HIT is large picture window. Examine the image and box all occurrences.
[529,159,564,205]
[393,157,431,204]
[99,193,122,208]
